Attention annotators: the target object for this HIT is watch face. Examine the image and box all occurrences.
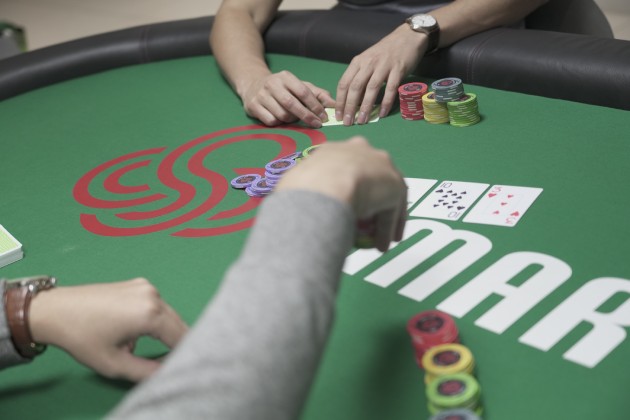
[412,14,436,28]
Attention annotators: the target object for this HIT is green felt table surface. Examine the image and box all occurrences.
[1,53,630,419]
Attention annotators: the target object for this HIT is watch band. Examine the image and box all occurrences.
[4,276,56,358]
[424,24,440,55]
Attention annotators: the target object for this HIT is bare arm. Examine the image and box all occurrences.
[336,0,548,125]
[210,0,334,128]
[210,0,281,98]
[433,0,549,47]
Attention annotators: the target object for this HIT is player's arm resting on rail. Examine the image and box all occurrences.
[337,0,548,125]
[210,0,334,128]
[109,138,407,420]
[0,278,187,382]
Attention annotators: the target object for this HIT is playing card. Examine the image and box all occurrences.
[404,177,438,210]
[463,185,543,227]
[321,105,380,126]
[0,225,24,268]
[410,180,489,220]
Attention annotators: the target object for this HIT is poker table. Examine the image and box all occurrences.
[1,52,630,419]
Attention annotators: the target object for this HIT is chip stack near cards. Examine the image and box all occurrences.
[0,225,24,268]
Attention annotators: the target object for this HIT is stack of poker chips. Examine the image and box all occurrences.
[426,373,483,416]
[422,92,450,124]
[398,82,428,120]
[422,343,475,385]
[406,310,460,368]
[431,77,466,102]
[446,93,481,127]
[229,145,320,197]
[263,158,297,190]
[431,77,481,127]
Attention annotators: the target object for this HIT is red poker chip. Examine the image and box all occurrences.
[399,82,427,121]
[407,310,459,346]
[398,82,428,95]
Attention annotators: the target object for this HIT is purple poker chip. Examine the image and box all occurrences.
[250,178,273,194]
[279,151,302,161]
[245,186,265,197]
[264,171,283,181]
[265,158,296,175]
[230,174,261,189]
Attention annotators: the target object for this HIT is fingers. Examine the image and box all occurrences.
[107,350,162,382]
[244,72,331,128]
[395,188,408,242]
[371,178,407,252]
[277,137,407,253]
[335,63,360,124]
[32,278,189,382]
[380,71,404,119]
[147,301,189,349]
[336,58,395,126]
[335,25,426,126]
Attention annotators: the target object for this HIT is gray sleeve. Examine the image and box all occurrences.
[110,190,356,420]
[0,279,31,369]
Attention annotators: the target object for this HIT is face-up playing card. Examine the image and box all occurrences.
[410,180,489,220]
[321,105,380,126]
[404,177,438,210]
[0,225,23,268]
[463,185,543,227]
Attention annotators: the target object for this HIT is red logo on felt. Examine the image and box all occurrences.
[73,125,325,237]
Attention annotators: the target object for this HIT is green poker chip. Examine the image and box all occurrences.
[447,93,481,127]
[426,373,482,413]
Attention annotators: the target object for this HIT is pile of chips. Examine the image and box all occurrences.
[406,310,460,368]
[398,82,428,120]
[407,310,484,417]
[426,373,483,416]
[399,78,481,127]
[229,145,320,197]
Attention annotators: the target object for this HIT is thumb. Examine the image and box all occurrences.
[108,350,162,382]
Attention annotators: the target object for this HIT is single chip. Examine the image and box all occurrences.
[301,145,321,157]
[230,174,261,189]
[427,373,482,414]
[265,158,296,174]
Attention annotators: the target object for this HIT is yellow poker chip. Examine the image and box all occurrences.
[301,145,320,157]
[422,92,449,124]
[422,343,475,379]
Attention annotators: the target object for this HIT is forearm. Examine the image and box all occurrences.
[432,0,548,47]
[210,0,281,98]
[111,191,355,419]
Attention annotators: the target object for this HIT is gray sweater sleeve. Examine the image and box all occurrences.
[110,190,356,420]
[0,280,31,369]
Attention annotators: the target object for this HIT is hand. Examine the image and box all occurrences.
[335,25,428,125]
[241,71,336,128]
[276,137,407,252]
[29,278,188,382]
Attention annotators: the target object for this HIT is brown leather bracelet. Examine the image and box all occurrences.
[4,276,55,358]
